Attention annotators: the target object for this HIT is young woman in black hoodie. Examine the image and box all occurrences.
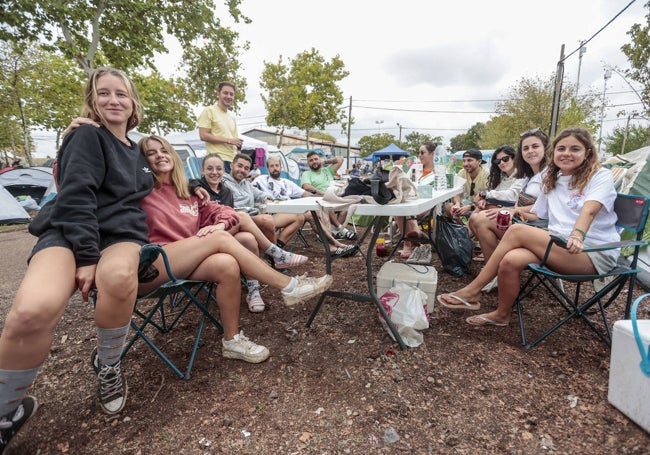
[0,67,152,451]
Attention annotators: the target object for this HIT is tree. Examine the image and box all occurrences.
[621,1,650,118]
[260,48,349,146]
[133,72,195,136]
[0,1,249,75]
[605,123,650,155]
[356,134,398,157]
[309,131,336,142]
[450,123,484,151]
[401,132,440,156]
[479,75,600,148]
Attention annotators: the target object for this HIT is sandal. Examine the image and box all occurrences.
[331,244,358,258]
[275,252,308,270]
[246,294,266,313]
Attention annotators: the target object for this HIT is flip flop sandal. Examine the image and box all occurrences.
[246,294,266,313]
[331,246,350,258]
[436,293,481,311]
[466,313,508,326]
[275,253,308,270]
[342,229,358,240]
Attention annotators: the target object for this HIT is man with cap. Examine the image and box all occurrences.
[445,149,489,221]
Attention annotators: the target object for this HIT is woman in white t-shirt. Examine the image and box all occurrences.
[437,128,619,327]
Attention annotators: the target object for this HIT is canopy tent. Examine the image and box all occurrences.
[363,143,410,162]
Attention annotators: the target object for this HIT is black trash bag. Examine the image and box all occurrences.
[369,178,395,205]
[342,177,372,197]
[435,215,473,277]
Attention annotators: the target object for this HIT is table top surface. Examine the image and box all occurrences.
[265,186,462,216]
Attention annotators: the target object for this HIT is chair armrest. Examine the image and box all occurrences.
[140,244,181,282]
[549,234,648,253]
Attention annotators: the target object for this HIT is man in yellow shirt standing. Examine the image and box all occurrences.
[198,81,244,173]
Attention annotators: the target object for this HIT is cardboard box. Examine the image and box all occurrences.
[608,319,650,433]
[377,261,437,314]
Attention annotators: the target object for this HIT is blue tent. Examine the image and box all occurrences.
[363,143,410,162]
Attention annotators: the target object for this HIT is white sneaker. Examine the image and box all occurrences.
[222,331,270,363]
[481,277,498,293]
[406,246,422,264]
[282,274,333,307]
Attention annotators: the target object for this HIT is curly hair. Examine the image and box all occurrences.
[487,145,516,189]
[515,128,549,179]
[542,127,600,194]
[138,135,190,199]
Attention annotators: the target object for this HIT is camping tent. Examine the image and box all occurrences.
[363,143,409,162]
[0,184,30,225]
[0,167,53,204]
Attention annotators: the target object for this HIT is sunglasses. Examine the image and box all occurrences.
[520,127,542,138]
[493,156,512,164]
[418,150,428,155]
[470,182,476,196]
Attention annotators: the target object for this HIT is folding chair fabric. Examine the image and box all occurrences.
[125,244,223,379]
[515,193,650,349]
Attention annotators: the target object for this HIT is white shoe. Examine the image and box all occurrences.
[282,274,333,307]
[222,331,270,363]
[406,246,422,264]
[416,244,432,265]
[481,277,498,293]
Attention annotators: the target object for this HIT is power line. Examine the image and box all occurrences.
[561,0,638,62]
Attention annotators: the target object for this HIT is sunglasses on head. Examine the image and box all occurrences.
[520,127,542,138]
[494,155,512,164]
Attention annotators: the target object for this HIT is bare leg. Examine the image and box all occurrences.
[273,213,305,245]
[0,247,77,370]
[138,230,293,296]
[251,214,276,243]
[468,210,505,262]
[236,212,272,251]
[439,223,597,311]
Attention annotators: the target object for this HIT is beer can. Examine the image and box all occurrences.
[496,210,511,231]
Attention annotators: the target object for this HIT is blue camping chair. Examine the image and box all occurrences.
[515,193,650,349]
[95,244,223,379]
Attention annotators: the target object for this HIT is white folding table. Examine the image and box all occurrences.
[266,187,462,348]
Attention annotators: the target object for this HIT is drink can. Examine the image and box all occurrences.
[496,210,511,231]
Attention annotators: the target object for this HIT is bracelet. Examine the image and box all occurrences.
[568,235,583,242]
[572,228,587,240]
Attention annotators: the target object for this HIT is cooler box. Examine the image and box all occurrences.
[376,261,437,314]
[608,319,650,433]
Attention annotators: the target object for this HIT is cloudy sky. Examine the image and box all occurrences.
[33,0,648,155]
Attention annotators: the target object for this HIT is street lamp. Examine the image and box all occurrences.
[375,120,384,134]
[397,122,403,146]
[597,69,612,156]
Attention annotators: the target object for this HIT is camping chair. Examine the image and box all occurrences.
[515,193,650,349]
[99,244,223,379]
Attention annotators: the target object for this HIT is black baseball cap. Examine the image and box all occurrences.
[463,149,486,164]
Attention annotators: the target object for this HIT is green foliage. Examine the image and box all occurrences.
[450,123,484,151]
[401,132,441,156]
[621,1,650,117]
[357,133,398,156]
[605,123,650,155]
[478,75,601,148]
[309,131,336,142]
[133,72,195,135]
[0,1,249,74]
[260,48,349,136]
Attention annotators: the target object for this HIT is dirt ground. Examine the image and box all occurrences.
[0,224,649,454]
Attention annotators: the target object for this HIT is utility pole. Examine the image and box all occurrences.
[621,115,631,155]
[549,44,565,138]
[346,96,352,168]
[397,122,403,147]
[597,69,612,156]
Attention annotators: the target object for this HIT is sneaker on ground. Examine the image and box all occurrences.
[222,331,270,363]
[415,244,432,265]
[93,349,128,415]
[0,396,38,452]
[282,274,333,307]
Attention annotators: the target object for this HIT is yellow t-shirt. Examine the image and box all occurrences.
[197,104,239,162]
[458,167,489,199]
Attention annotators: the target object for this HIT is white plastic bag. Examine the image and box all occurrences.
[378,282,429,347]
